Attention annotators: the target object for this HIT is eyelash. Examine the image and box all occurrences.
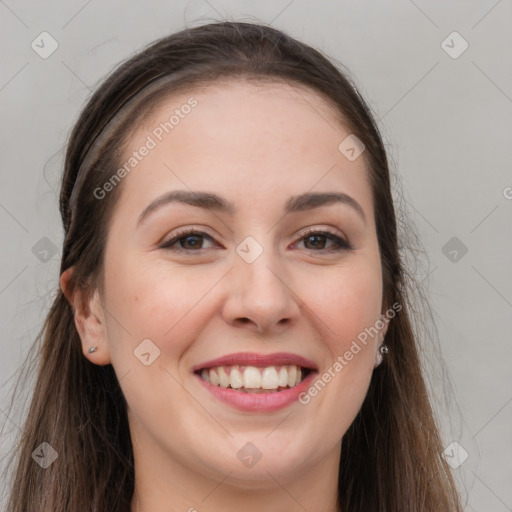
[160,227,352,254]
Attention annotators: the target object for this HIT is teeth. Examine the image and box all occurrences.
[229,368,243,389]
[278,367,288,387]
[243,366,261,388]
[200,364,308,391]
[209,368,220,386]
[218,366,229,388]
[287,365,297,387]
[261,367,279,389]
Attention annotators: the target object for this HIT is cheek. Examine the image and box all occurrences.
[101,257,214,417]
[302,262,383,347]
[103,255,217,352]
[295,263,383,445]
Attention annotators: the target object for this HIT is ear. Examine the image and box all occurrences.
[60,267,111,365]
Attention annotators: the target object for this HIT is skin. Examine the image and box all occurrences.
[61,80,389,512]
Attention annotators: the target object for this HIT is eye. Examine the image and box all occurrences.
[160,228,216,252]
[294,228,352,253]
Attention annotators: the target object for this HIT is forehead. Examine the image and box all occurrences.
[115,80,373,220]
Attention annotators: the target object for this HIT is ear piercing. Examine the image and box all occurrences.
[87,346,98,354]
[374,343,388,368]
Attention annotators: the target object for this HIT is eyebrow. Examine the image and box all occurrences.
[137,190,366,226]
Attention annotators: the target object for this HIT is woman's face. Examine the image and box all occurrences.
[76,81,387,496]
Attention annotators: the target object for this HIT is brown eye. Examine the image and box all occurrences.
[177,234,205,250]
[296,230,352,252]
[161,230,215,252]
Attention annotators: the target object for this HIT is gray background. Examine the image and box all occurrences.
[1,1,511,510]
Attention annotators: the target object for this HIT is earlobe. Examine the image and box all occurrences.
[60,268,111,365]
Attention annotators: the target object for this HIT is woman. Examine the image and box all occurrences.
[3,21,463,511]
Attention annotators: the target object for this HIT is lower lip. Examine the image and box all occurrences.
[195,370,318,412]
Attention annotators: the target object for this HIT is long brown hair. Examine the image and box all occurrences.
[2,21,463,511]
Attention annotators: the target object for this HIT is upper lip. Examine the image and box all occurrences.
[193,352,318,372]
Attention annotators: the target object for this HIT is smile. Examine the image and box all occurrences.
[197,364,311,393]
[193,352,318,411]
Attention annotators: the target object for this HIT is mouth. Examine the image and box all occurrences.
[193,352,318,395]
[194,364,313,393]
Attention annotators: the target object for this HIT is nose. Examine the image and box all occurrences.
[221,242,301,335]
